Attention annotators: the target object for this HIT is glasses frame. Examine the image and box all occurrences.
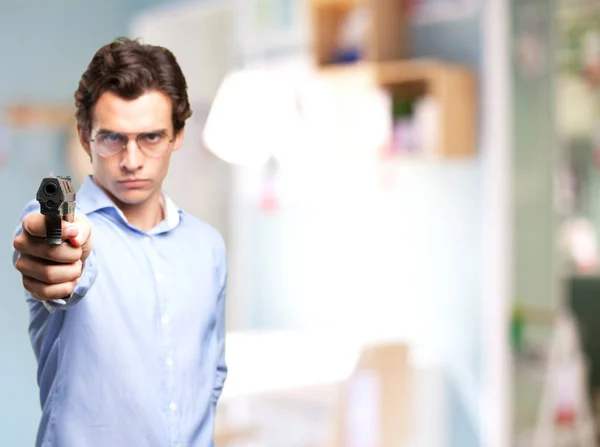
[90,130,175,158]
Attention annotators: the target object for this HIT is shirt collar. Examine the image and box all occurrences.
[77,175,181,232]
[159,192,181,230]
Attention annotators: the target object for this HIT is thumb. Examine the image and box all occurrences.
[65,215,93,261]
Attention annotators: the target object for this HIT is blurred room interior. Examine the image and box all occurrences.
[3,0,600,446]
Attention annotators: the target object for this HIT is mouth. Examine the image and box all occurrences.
[118,179,150,189]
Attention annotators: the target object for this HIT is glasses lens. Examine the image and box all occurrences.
[93,132,171,157]
[136,133,170,157]
[95,132,126,157]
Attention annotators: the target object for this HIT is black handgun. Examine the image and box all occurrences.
[36,175,76,245]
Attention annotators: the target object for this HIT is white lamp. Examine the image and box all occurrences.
[202,68,302,166]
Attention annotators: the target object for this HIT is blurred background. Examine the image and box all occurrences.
[2,0,600,446]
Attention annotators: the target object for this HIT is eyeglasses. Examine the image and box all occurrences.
[90,130,174,158]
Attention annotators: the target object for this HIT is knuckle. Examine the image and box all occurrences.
[63,282,75,297]
[44,267,58,284]
[13,235,24,253]
[39,284,52,300]
[63,264,80,282]
[70,247,83,263]
[14,256,24,272]
[41,246,56,262]
[16,256,32,277]
[57,247,81,263]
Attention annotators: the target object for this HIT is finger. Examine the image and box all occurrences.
[23,213,79,239]
[22,276,77,301]
[22,213,46,237]
[14,232,83,263]
[15,255,83,284]
[67,215,92,248]
[64,226,78,239]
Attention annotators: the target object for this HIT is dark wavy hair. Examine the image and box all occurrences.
[74,37,192,137]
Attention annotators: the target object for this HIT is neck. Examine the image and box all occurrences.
[93,177,164,232]
[119,196,164,232]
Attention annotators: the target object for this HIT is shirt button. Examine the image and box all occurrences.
[169,402,177,412]
[155,272,163,282]
[144,236,151,243]
[166,358,173,367]
[161,315,170,325]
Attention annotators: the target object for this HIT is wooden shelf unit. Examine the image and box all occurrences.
[318,60,478,158]
[309,0,408,67]
[4,104,74,129]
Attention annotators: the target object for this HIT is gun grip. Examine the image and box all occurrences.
[45,215,63,246]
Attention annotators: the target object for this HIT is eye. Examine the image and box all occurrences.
[141,133,164,145]
[98,132,124,145]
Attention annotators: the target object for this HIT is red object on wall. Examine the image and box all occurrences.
[259,157,280,214]
[554,405,576,427]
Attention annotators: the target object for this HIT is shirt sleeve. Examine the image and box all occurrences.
[12,199,98,313]
[212,238,228,406]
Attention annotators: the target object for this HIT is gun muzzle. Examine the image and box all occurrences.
[36,175,76,245]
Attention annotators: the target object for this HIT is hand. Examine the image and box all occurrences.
[13,213,93,301]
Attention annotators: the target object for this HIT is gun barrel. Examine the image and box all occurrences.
[36,176,76,245]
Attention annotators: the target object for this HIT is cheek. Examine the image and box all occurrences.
[154,156,172,178]
[92,155,119,178]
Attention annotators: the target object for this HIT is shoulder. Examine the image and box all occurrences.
[178,210,226,261]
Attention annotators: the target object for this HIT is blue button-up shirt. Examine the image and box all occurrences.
[12,176,228,447]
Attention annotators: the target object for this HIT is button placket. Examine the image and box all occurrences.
[143,234,177,441]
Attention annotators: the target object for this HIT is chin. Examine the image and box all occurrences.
[114,189,154,206]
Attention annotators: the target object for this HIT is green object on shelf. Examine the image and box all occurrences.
[511,301,525,352]
[392,99,414,119]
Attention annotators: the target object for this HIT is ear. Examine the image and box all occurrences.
[172,128,185,152]
[77,124,92,158]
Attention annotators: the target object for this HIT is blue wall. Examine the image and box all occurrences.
[0,1,173,445]
[0,2,127,102]
[0,0,178,102]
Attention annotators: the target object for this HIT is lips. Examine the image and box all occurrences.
[119,179,149,188]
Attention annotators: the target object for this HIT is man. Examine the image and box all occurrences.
[12,37,228,447]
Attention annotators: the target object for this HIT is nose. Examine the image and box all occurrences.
[120,140,143,172]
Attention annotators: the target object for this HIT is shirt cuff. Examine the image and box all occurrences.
[42,248,98,313]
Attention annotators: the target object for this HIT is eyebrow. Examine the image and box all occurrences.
[96,128,168,135]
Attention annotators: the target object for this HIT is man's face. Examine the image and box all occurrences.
[79,90,184,208]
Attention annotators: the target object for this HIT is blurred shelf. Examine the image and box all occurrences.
[310,0,407,67]
[317,60,478,158]
[4,104,74,129]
